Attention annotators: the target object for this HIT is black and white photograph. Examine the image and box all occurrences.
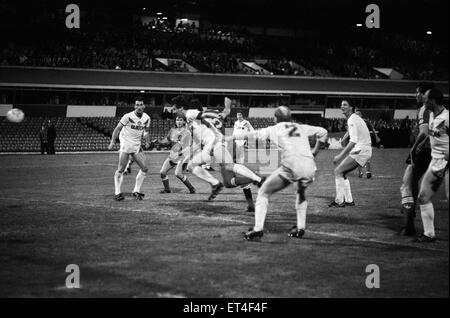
[0,0,448,301]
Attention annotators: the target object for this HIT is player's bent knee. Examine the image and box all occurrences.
[160,172,167,179]
[141,167,148,173]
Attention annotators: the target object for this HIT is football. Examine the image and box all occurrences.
[6,108,25,123]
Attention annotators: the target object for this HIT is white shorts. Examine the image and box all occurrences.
[277,158,316,186]
[212,141,234,164]
[349,146,372,167]
[190,140,214,166]
[119,139,141,154]
[429,157,448,179]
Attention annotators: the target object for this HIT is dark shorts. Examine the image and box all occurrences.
[405,148,432,177]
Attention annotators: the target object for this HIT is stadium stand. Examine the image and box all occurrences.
[0,114,417,153]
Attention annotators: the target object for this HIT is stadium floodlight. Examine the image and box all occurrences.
[157,12,162,15]
[426,31,432,35]
[356,23,362,27]
[163,17,168,20]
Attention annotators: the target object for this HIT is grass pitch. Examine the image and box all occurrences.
[0,149,448,297]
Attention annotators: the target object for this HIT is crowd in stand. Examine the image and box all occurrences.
[1,16,447,80]
[324,117,416,148]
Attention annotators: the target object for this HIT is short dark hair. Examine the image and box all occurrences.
[427,88,443,104]
[189,98,203,111]
[171,95,188,108]
[134,96,144,102]
[416,82,435,94]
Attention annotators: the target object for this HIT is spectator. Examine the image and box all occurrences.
[39,123,48,155]
[47,120,57,154]
[162,103,175,120]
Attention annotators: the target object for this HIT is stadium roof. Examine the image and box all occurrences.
[0,66,448,98]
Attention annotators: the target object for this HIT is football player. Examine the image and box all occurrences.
[173,95,262,212]
[108,97,151,201]
[399,82,435,236]
[227,106,328,241]
[233,112,254,164]
[159,115,196,194]
[329,100,372,208]
[415,88,448,243]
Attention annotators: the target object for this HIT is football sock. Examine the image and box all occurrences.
[343,178,353,203]
[177,175,195,192]
[192,166,219,186]
[254,193,269,232]
[161,173,170,191]
[243,188,254,206]
[295,195,307,230]
[400,184,414,207]
[404,205,416,230]
[420,203,435,238]
[335,177,345,204]
[133,170,146,193]
[232,164,261,183]
[114,170,124,195]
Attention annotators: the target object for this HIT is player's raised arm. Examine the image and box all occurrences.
[229,126,271,142]
[303,125,328,157]
[246,120,255,132]
[221,97,232,119]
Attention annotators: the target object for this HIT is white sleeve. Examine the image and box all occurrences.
[302,125,328,142]
[246,120,255,132]
[119,114,128,126]
[144,115,151,128]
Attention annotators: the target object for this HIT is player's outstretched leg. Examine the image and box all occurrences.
[131,152,148,200]
[160,158,175,193]
[189,151,223,200]
[243,170,289,241]
[220,165,256,212]
[114,152,129,201]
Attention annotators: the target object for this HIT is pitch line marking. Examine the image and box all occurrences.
[307,230,448,253]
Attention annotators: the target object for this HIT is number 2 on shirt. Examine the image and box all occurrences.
[285,124,300,137]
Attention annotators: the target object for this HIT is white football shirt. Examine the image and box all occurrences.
[347,113,371,151]
[254,122,328,167]
[119,111,151,145]
[429,108,449,160]
[233,119,254,137]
